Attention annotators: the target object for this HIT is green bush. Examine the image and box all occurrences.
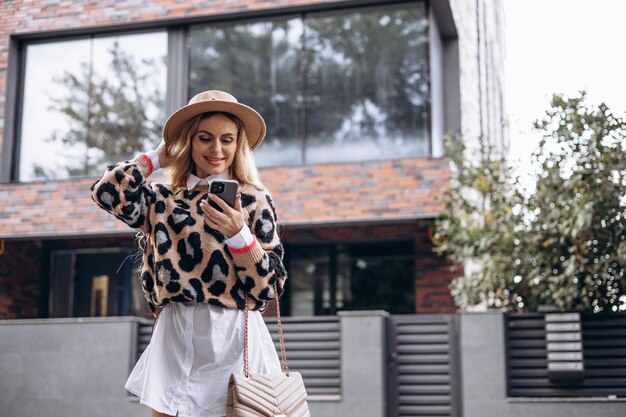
[433,92,626,312]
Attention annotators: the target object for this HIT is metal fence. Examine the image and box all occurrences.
[137,315,342,399]
[137,312,463,416]
[506,312,626,397]
[387,314,462,417]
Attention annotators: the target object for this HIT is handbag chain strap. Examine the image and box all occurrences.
[243,281,289,378]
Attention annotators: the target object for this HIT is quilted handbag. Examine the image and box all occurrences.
[226,282,311,417]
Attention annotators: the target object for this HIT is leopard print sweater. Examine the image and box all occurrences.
[90,156,287,313]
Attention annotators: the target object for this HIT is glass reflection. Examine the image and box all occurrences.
[287,241,414,316]
[189,19,304,167]
[304,4,429,163]
[337,243,415,314]
[188,4,430,167]
[20,32,167,181]
[288,246,330,316]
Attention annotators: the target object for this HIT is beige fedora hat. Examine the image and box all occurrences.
[162,90,266,150]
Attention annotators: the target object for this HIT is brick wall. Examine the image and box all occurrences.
[0,156,450,238]
[0,0,484,317]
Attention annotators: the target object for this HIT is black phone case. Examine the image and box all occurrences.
[208,179,238,212]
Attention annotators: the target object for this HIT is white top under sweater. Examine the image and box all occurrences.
[124,301,281,417]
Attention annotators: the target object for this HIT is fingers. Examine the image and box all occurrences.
[207,193,243,215]
[200,194,244,238]
[156,140,170,167]
[203,212,220,228]
[200,198,226,223]
[208,193,230,212]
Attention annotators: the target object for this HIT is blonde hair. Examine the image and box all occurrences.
[166,112,263,190]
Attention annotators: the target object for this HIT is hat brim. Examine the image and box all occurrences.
[162,100,266,150]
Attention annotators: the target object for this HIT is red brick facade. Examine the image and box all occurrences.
[0,156,450,238]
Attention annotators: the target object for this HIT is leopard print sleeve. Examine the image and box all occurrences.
[228,189,287,301]
[90,156,155,234]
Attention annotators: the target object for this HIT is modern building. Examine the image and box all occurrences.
[0,0,506,321]
[0,1,509,416]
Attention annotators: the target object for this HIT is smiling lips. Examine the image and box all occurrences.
[205,156,225,165]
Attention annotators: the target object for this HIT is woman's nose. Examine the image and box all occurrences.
[208,140,221,153]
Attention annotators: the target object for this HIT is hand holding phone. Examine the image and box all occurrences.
[200,179,244,238]
[208,179,238,212]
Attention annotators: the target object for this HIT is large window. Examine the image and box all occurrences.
[285,240,415,316]
[14,3,428,180]
[18,32,167,181]
[189,3,429,167]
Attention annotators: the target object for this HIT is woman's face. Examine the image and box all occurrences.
[190,114,238,177]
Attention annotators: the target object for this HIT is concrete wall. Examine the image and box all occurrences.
[430,4,446,159]
[0,317,150,417]
[459,312,626,417]
[0,313,390,417]
[3,312,625,417]
[310,311,389,417]
[449,0,508,155]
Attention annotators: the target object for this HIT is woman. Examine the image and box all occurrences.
[90,90,287,417]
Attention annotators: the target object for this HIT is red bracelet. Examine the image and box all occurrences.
[138,153,153,173]
[229,238,257,254]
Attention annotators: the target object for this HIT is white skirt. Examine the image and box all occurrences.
[125,302,281,417]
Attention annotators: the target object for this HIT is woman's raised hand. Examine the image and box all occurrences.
[155,139,173,169]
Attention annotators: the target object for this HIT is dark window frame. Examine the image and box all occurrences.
[284,238,415,316]
[47,246,141,318]
[2,0,431,183]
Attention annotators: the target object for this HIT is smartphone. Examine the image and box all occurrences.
[208,179,238,212]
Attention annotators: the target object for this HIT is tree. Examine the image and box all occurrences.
[36,40,165,178]
[525,93,626,312]
[432,134,527,310]
[434,92,626,312]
